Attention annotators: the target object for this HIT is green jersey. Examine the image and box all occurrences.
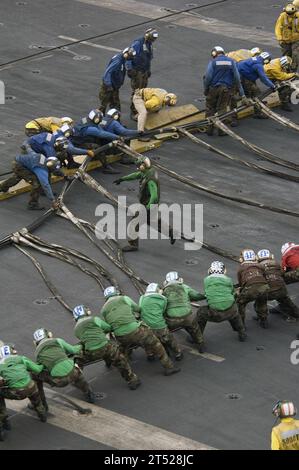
[35,338,82,378]
[101,295,140,336]
[204,274,235,311]
[164,283,205,318]
[120,168,160,208]
[74,316,111,351]
[139,293,167,329]
[0,355,43,389]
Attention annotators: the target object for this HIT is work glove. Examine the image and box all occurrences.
[52,199,60,210]
[113,178,122,185]
[241,96,250,105]
[64,175,73,182]
[87,150,95,158]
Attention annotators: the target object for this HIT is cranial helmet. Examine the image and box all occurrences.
[61,117,74,126]
[144,28,159,41]
[164,93,177,106]
[240,249,257,263]
[54,136,69,151]
[146,283,160,294]
[122,47,136,59]
[281,242,296,255]
[104,286,119,299]
[165,271,180,284]
[257,249,273,261]
[25,121,41,136]
[73,305,91,321]
[137,157,151,169]
[260,52,272,64]
[107,108,121,120]
[88,109,103,125]
[59,123,73,138]
[211,46,225,57]
[0,344,16,361]
[46,156,60,170]
[250,47,262,57]
[208,261,226,275]
[273,401,297,418]
[285,3,297,15]
[33,328,51,345]
[280,56,292,69]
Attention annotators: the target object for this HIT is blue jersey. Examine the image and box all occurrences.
[27,132,87,158]
[73,118,118,143]
[204,55,244,95]
[238,57,275,89]
[126,37,153,73]
[101,117,139,138]
[15,151,55,201]
[103,53,126,89]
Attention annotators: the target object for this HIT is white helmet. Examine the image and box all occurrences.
[33,328,49,344]
[107,108,120,120]
[211,46,225,57]
[59,123,73,138]
[73,305,91,321]
[257,249,273,261]
[61,117,74,126]
[46,156,60,170]
[208,261,226,275]
[281,242,296,255]
[54,136,68,151]
[285,3,297,14]
[165,271,179,284]
[260,52,272,64]
[273,401,297,418]
[88,109,103,124]
[0,345,13,361]
[250,47,262,57]
[144,28,159,41]
[280,56,292,69]
[137,157,151,169]
[240,249,257,263]
[146,283,160,294]
[104,286,119,299]
[122,47,136,59]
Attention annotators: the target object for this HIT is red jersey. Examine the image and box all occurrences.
[282,245,299,271]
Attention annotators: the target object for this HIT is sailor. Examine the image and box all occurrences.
[99,47,136,114]
[139,283,183,361]
[264,56,298,111]
[227,47,262,62]
[72,109,120,174]
[204,46,246,135]
[163,272,206,352]
[271,401,299,450]
[73,305,141,390]
[197,261,247,341]
[237,52,276,118]
[132,88,177,140]
[281,242,299,284]
[33,328,95,403]
[101,109,140,138]
[100,287,180,376]
[275,3,299,71]
[257,249,299,320]
[0,150,64,210]
[237,249,269,328]
[0,344,47,441]
[126,28,159,118]
[26,124,92,169]
[114,156,175,251]
[24,116,74,137]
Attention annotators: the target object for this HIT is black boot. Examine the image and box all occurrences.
[85,390,96,404]
[175,352,184,361]
[280,103,293,112]
[0,425,5,442]
[238,331,247,342]
[128,378,141,390]
[27,202,45,210]
[3,418,11,431]
[164,366,181,376]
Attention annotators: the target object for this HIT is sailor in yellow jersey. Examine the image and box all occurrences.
[227,47,261,62]
[264,56,298,111]
[271,400,299,450]
[275,3,299,71]
[25,116,74,136]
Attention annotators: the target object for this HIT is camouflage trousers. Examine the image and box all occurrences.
[277,84,292,105]
[151,327,181,357]
[79,341,138,385]
[166,312,204,346]
[115,325,174,370]
[284,268,299,284]
[205,85,232,135]
[237,284,269,323]
[34,364,90,406]
[129,70,149,114]
[0,161,41,204]
[280,41,299,71]
[241,78,265,117]
[0,380,46,424]
[197,304,245,335]
[268,286,299,319]
[98,82,121,115]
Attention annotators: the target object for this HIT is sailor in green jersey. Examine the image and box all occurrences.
[101,286,180,376]
[197,262,247,342]
[0,344,47,441]
[113,156,175,251]
[139,283,182,361]
[163,271,206,352]
[73,305,141,390]
[33,328,95,403]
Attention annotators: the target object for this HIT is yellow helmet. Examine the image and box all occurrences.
[293,0,299,9]
[250,47,262,57]
[285,3,296,14]
[61,116,74,125]
[25,121,41,136]
[164,93,177,106]
[25,121,40,130]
